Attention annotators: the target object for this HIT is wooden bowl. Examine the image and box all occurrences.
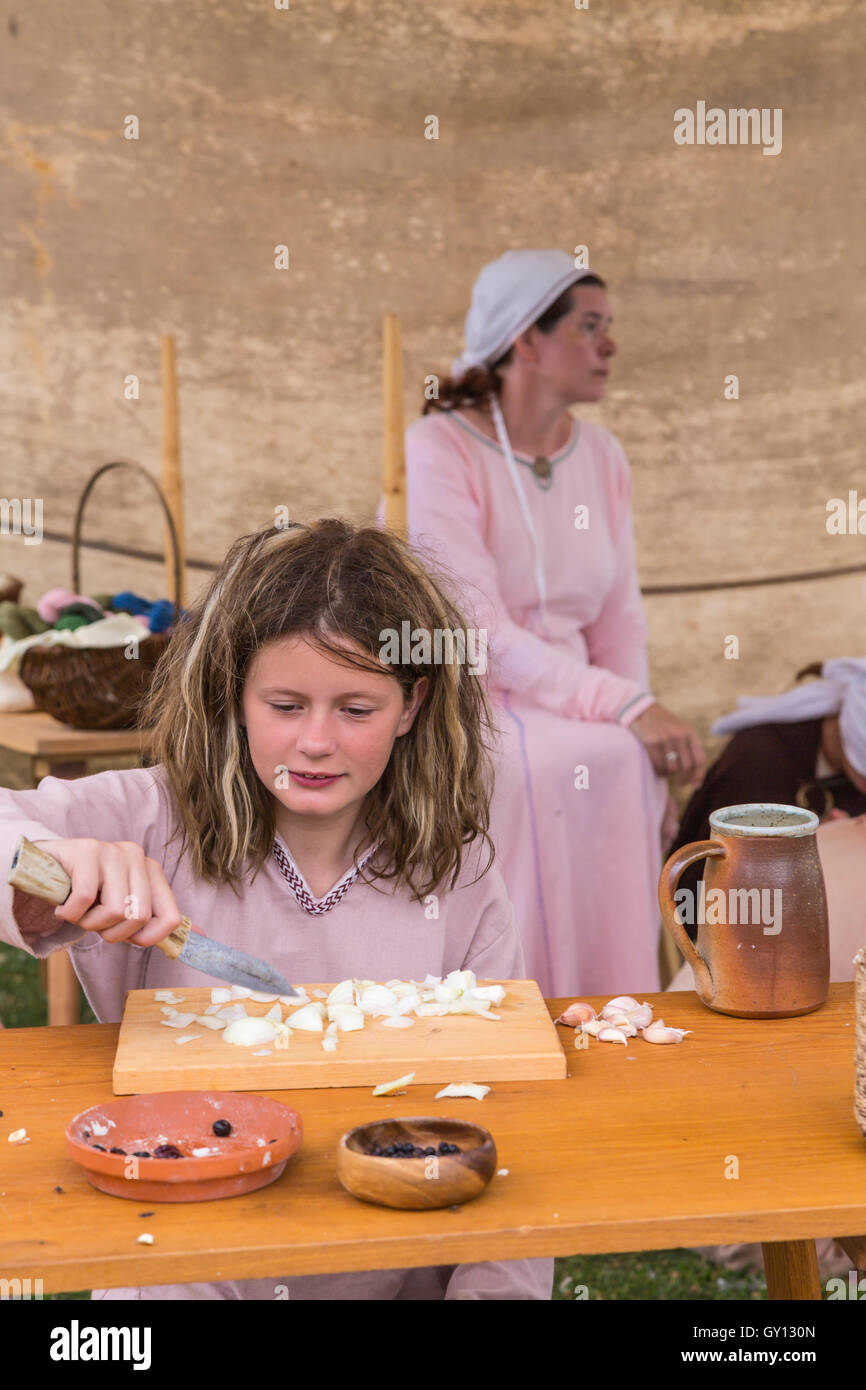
[66,1091,303,1202]
[336,1116,496,1209]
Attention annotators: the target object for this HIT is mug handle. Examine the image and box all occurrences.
[658,840,727,1002]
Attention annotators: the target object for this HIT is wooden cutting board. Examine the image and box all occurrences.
[112,980,567,1095]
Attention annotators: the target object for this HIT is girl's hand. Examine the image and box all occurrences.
[31,838,191,948]
[629,703,707,787]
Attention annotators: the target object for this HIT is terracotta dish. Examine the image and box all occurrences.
[337,1115,496,1209]
[66,1090,302,1202]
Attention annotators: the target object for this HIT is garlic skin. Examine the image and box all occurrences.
[597,1026,629,1045]
[622,1002,654,1030]
[642,1020,692,1044]
[555,1001,597,1027]
[604,1015,638,1037]
[600,996,640,1019]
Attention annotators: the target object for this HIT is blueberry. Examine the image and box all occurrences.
[424,1146,436,1156]
[92,1144,107,1151]
[384,1145,396,1156]
[152,1144,184,1159]
[212,1119,232,1137]
[133,1151,151,1158]
[438,1142,450,1155]
[110,1147,126,1155]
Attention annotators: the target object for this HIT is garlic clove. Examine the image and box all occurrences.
[555,1001,598,1027]
[600,995,640,1019]
[605,1015,638,1036]
[581,1018,604,1036]
[642,1020,692,1044]
[597,1026,629,1045]
[622,1002,654,1030]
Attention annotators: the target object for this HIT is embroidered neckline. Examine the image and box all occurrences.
[271,836,378,915]
[448,410,580,485]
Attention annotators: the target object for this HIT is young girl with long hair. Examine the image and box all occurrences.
[0,518,552,1300]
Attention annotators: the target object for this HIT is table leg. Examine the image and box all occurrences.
[762,1240,821,1299]
[47,951,79,1026]
[33,757,87,1024]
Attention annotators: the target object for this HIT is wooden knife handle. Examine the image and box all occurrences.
[8,834,191,959]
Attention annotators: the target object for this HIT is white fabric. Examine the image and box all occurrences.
[0,613,151,675]
[450,249,596,377]
[489,394,548,618]
[712,657,866,778]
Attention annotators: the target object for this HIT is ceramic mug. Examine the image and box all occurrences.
[659,803,830,1018]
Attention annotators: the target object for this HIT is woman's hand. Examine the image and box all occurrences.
[629,703,707,787]
[661,792,681,853]
[31,838,194,948]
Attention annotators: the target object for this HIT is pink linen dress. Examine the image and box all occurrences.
[405,409,667,999]
[0,765,552,1300]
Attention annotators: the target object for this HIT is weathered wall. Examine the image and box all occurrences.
[2,0,864,752]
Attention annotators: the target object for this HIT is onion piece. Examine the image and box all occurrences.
[247,991,279,1003]
[210,988,232,1005]
[327,979,355,1008]
[434,1082,490,1100]
[193,1014,227,1030]
[223,1016,284,1046]
[415,1002,449,1017]
[161,1013,197,1028]
[286,1003,325,1031]
[473,984,506,1005]
[381,1015,415,1029]
[327,1003,365,1031]
[372,1071,415,1096]
[229,985,254,1000]
[175,1035,198,1044]
[322,1035,338,1051]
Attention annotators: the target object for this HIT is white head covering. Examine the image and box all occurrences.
[450,250,597,378]
[712,658,866,778]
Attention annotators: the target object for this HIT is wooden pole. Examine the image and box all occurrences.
[382,313,406,538]
[161,335,186,606]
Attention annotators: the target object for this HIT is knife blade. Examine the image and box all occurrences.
[8,835,298,996]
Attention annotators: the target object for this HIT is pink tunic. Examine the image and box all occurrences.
[0,765,552,1300]
[405,409,666,998]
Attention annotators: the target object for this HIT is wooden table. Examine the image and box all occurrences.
[1,986,864,1299]
[0,710,151,1025]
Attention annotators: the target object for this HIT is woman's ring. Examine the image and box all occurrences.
[665,751,678,764]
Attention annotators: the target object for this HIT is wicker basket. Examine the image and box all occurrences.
[19,462,182,730]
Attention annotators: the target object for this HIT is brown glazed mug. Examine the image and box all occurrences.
[659,803,829,1018]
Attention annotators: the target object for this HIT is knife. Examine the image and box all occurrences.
[8,835,298,996]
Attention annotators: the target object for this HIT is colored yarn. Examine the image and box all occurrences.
[0,602,50,641]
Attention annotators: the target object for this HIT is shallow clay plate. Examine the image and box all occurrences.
[66,1091,303,1202]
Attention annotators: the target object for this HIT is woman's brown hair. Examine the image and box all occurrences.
[423,273,607,415]
[139,519,496,901]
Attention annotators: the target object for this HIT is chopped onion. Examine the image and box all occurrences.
[415,1002,449,1017]
[175,1035,198,1044]
[434,1082,490,1100]
[473,984,506,1005]
[247,991,279,1003]
[210,988,232,1004]
[161,1013,197,1028]
[358,984,398,1014]
[154,990,184,1003]
[329,1004,365,1032]
[372,1071,415,1096]
[312,988,327,998]
[216,1003,249,1023]
[193,1014,227,1030]
[327,979,355,1007]
[280,991,308,1006]
[229,985,254,1000]
[381,1015,415,1029]
[136,1233,154,1245]
[264,1003,283,1020]
[321,1035,338,1051]
[252,1049,273,1056]
[223,1016,284,1046]
[159,1006,178,1016]
[286,1002,325,1031]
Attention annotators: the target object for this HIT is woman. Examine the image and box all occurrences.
[405,249,705,997]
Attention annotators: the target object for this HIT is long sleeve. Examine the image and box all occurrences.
[406,417,654,726]
[0,767,168,958]
[580,434,650,689]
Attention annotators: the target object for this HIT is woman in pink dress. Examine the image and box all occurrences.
[405,250,706,999]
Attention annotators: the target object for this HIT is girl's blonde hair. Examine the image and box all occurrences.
[140,518,496,901]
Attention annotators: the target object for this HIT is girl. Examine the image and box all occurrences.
[406,248,705,998]
[0,518,552,1301]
